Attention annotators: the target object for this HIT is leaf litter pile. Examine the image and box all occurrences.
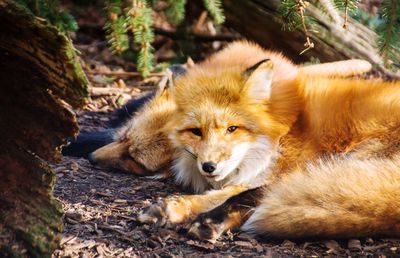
[52,23,400,258]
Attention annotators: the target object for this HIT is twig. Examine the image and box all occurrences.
[343,0,349,28]
[97,224,134,242]
[363,244,389,251]
[116,214,137,221]
[90,87,131,97]
[297,0,314,52]
[60,235,78,246]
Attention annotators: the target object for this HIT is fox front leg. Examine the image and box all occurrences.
[188,187,264,242]
[137,185,248,226]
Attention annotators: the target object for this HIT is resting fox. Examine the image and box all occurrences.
[63,41,397,241]
[82,41,371,177]
[137,42,400,242]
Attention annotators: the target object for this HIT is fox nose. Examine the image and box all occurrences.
[87,153,97,165]
[202,162,217,173]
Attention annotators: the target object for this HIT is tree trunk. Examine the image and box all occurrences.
[0,1,89,257]
[222,0,399,76]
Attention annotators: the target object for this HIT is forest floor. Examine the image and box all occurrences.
[51,9,400,257]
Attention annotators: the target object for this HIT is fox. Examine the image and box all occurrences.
[137,42,400,242]
[77,41,372,177]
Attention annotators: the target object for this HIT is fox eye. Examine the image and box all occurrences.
[189,128,202,137]
[227,126,238,133]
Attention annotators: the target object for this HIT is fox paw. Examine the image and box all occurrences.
[188,213,225,243]
[137,196,191,226]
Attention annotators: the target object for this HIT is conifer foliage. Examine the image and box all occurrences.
[104,0,225,77]
[277,0,400,67]
[378,0,400,66]
[104,0,130,54]
[12,0,399,74]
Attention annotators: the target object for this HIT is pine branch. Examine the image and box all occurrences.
[277,0,314,52]
[378,0,400,67]
[298,0,314,51]
[203,0,225,25]
[277,0,303,31]
[332,0,359,28]
[127,0,155,77]
[104,0,129,54]
[165,0,187,25]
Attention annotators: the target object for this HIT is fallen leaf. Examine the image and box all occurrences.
[324,240,341,255]
[113,199,128,204]
[348,239,362,250]
[363,244,388,251]
[65,211,83,221]
[70,162,79,172]
[147,238,160,248]
[255,244,263,253]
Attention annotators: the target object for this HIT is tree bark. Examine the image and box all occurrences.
[0,1,89,257]
[222,0,399,76]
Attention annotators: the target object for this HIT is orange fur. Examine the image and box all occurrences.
[243,155,400,238]
[138,42,385,238]
[90,87,176,175]
[241,76,400,238]
[89,41,371,176]
[162,44,400,240]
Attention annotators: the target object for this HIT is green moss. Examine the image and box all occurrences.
[15,224,58,258]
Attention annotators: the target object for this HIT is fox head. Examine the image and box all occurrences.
[169,60,300,192]
[88,67,188,175]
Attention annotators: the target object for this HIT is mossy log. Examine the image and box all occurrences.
[222,0,399,76]
[0,1,89,257]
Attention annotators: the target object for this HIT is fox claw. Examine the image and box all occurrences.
[188,214,224,243]
[137,199,168,226]
[137,196,190,226]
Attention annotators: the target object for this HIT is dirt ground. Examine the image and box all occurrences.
[50,14,400,257]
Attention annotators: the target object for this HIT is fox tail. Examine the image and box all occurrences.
[242,155,400,239]
[299,59,372,78]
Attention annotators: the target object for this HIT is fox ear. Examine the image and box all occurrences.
[157,64,188,94]
[186,57,195,68]
[243,59,273,102]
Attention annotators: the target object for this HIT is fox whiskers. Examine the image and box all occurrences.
[184,148,197,159]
